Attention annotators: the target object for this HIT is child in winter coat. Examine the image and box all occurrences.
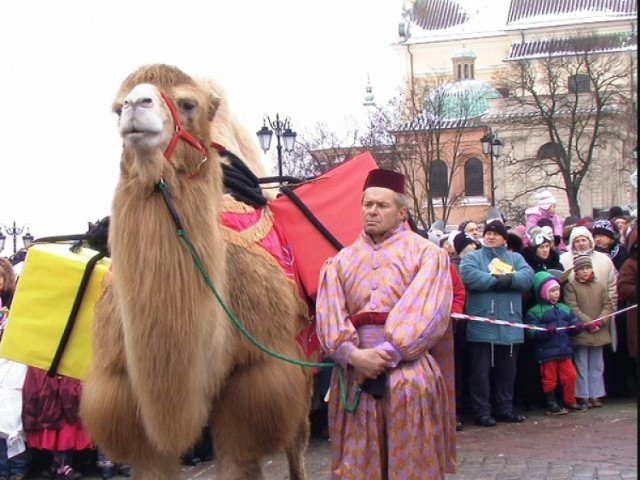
[564,254,614,409]
[525,271,587,415]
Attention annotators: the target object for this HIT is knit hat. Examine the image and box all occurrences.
[512,224,526,238]
[363,169,405,194]
[453,232,477,255]
[527,226,553,248]
[536,190,557,210]
[539,277,561,303]
[573,254,592,271]
[569,226,594,250]
[483,219,508,240]
[591,219,617,240]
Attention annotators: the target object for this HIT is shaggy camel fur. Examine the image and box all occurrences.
[80,64,311,480]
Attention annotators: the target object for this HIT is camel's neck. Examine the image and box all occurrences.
[110,153,227,323]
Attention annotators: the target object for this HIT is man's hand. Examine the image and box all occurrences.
[492,274,513,291]
[348,348,392,380]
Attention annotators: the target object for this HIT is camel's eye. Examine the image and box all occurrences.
[178,100,197,112]
[113,105,123,117]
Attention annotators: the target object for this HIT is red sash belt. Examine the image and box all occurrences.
[350,312,388,329]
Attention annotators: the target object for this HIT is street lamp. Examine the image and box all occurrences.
[480,130,503,207]
[256,114,297,178]
[0,221,34,255]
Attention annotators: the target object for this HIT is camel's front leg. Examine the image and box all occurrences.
[81,285,178,470]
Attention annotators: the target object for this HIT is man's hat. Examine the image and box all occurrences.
[483,219,509,240]
[363,169,405,195]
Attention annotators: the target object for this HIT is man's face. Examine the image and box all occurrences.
[483,230,506,248]
[614,218,627,233]
[573,236,592,252]
[362,187,405,243]
[593,234,614,249]
[464,222,480,239]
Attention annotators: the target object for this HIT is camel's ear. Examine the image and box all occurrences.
[208,94,221,121]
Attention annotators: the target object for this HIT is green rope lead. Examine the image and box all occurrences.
[177,228,332,368]
[174,225,362,411]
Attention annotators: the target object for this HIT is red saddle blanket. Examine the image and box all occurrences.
[269,152,377,299]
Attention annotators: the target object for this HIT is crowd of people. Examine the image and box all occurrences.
[437,191,637,432]
[0,176,637,479]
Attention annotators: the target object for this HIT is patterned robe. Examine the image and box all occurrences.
[316,223,455,480]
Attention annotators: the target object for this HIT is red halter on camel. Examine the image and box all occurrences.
[159,90,208,178]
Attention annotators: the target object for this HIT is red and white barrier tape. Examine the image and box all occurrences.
[451,304,637,332]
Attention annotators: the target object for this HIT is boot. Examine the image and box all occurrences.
[545,391,568,415]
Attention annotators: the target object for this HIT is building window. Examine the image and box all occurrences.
[430,160,448,198]
[568,74,590,93]
[464,64,469,79]
[464,158,484,196]
[457,64,462,80]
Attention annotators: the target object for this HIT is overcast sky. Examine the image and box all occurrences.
[0,1,404,255]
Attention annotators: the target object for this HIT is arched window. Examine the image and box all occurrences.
[464,157,484,196]
[430,160,448,198]
[464,64,469,79]
[457,64,462,80]
[536,142,563,160]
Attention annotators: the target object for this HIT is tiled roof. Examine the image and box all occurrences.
[399,113,482,131]
[412,0,469,31]
[508,32,637,60]
[507,0,637,24]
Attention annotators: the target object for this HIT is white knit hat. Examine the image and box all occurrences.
[536,190,557,210]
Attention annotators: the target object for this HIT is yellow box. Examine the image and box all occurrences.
[0,243,110,380]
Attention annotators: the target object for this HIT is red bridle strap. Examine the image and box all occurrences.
[159,90,208,167]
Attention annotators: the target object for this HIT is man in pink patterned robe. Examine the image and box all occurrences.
[316,169,456,479]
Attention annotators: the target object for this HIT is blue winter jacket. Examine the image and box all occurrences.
[460,245,534,345]
[524,272,583,363]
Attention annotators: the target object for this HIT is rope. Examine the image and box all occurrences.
[452,304,637,331]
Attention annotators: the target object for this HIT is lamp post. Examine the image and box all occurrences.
[0,221,34,255]
[256,114,297,177]
[480,130,503,207]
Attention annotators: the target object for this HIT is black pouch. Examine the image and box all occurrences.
[360,371,387,400]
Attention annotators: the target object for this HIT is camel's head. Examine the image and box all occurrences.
[113,64,221,183]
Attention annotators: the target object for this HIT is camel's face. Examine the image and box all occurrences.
[118,83,167,151]
[112,64,219,181]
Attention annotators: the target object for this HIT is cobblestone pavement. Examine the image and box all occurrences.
[30,397,635,479]
[178,397,637,480]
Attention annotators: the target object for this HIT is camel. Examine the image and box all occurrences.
[80,64,311,480]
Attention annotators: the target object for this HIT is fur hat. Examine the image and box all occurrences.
[453,232,477,255]
[591,219,617,240]
[363,169,405,194]
[608,206,625,220]
[573,254,593,271]
[536,190,557,210]
[539,277,561,303]
[483,219,508,240]
[507,232,523,253]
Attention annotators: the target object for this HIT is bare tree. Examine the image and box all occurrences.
[373,75,489,229]
[281,121,363,180]
[494,32,637,216]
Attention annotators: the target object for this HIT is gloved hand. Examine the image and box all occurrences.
[546,326,557,334]
[492,274,513,291]
[587,320,603,333]
[574,323,586,331]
